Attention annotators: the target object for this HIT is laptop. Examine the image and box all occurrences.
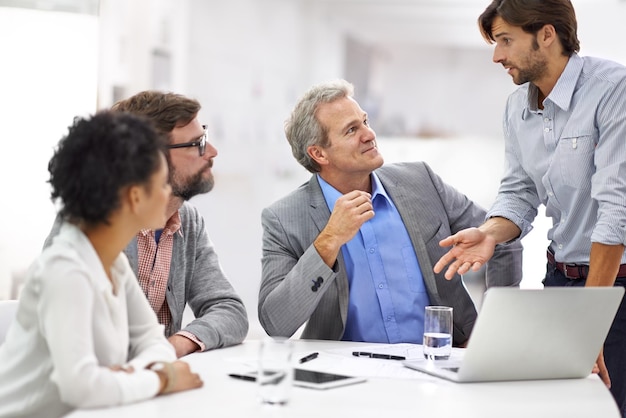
[403,287,624,383]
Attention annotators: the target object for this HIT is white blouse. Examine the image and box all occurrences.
[0,223,176,417]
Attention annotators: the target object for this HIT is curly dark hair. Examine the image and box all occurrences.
[48,111,167,225]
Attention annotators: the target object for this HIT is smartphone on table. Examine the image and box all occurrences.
[229,369,366,390]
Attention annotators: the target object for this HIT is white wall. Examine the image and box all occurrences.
[364,44,516,138]
[0,7,98,299]
[575,1,626,64]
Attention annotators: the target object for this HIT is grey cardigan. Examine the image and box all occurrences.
[45,202,248,350]
[259,162,522,345]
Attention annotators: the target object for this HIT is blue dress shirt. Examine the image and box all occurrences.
[487,54,626,264]
[318,174,430,343]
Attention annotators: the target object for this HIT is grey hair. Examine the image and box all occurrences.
[285,79,354,173]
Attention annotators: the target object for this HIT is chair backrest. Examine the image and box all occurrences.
[0,299,19,345]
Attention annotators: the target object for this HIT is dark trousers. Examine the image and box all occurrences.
[544,264,626,416]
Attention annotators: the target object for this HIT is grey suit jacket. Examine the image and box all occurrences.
[44,202,248,350]
[259,161,522,345]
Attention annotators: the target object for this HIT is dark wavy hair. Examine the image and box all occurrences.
[479,0,580,56]
[111,91,201,138]
[48,111,167,225]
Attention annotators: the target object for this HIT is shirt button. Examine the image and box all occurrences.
[544,127,550,132]
[544,118,550,123]
[548,191,553,197]
[558,244,563,249]
[369,248,375,254]
[378,283,384,289]
[387,316,392,321]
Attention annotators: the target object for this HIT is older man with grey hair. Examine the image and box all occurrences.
[258,79,522,346]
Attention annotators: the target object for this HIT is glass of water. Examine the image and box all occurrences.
[257,336,294,405]
[423,306,453,360]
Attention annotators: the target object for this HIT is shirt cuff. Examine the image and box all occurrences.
[175,330,206,352]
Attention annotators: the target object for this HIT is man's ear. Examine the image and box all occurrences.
[307,145,328,166]
[538,24,557,48]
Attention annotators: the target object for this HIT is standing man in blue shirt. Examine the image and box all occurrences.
[434,0,626,413]
[258,79,522,347]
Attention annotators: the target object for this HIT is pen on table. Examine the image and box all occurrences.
[228,373,257,382]
[352,351,406,360]
[299,352,319,364]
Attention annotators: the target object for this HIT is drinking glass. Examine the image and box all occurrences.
[257,337,294,405]
[423,306,453,360]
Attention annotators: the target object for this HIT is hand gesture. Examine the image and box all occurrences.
[324,190,374,246]
[314,190,374,268]
[433,227,497,280]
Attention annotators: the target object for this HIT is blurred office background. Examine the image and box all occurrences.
[1,0,625,338]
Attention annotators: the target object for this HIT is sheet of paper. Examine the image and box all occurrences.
[295,343,465,380]
[222,344,466,381]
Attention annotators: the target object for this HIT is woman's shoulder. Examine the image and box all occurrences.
[37,223,109,289]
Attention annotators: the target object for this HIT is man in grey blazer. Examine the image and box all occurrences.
[45,91,248,357]
[258,80,522,346]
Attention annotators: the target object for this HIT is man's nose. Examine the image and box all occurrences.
[493,45,504,64]
[204,142,218,160]
[362,126,376,142]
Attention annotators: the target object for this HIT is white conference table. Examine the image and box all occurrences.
[67,339,620,418]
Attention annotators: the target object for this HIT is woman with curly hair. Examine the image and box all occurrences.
[0,111,203,417]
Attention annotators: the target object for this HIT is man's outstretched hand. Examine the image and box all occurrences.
[433,227,497,280]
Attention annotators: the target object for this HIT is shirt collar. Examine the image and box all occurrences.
[317,172,390,211]
[526,53,582,114]
[370,171,390,202]
[139,210,183,237]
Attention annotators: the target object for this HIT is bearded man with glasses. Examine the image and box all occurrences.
[44,91,249,357]
[165,124,212,201]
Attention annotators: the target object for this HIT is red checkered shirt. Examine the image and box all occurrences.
[136,210,204,351]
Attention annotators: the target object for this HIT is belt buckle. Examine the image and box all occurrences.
[563,263,581,279]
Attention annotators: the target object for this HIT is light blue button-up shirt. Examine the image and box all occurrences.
[318,173,430,343]
[487,54,626,264]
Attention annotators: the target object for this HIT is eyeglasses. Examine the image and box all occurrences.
[166,125,207,156]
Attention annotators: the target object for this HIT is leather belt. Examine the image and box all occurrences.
[547,250,626,279]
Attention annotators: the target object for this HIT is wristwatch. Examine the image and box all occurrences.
[148,362,175,394]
